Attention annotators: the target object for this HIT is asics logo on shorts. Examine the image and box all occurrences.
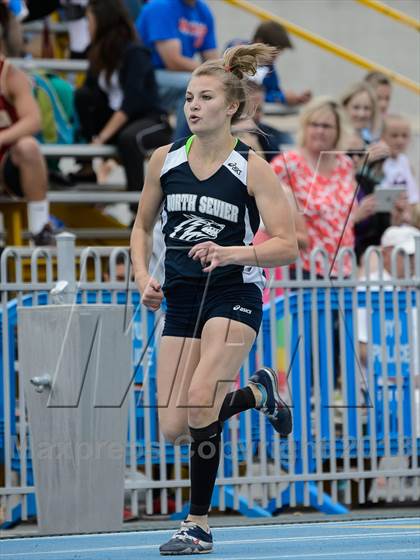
[169,214,225,241]
[233,304,252,314]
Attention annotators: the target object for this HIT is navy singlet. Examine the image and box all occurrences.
[159,136,265,291]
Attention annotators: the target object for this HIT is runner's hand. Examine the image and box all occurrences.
[139,276,163,311]
[189,241,229,273]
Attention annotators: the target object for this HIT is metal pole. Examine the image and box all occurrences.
[411,234,420,500]
[55,232,76,304]
[355,0,420,32]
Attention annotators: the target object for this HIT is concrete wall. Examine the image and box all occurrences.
[208,0,419,118]
[207,0,419,173]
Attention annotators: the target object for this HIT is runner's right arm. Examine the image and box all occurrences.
[130,144,170,300]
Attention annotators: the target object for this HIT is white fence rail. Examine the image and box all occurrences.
[0,234,419,527]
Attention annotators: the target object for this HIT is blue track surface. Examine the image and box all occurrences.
[2,518,419,560]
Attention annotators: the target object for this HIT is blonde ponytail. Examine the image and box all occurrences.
[192,42,277,124]
[222,43,277,80]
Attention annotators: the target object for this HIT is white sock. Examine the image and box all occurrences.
[27,200,49,235]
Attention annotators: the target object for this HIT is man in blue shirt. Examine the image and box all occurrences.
[136,0,218,139]
[227,21,311,108]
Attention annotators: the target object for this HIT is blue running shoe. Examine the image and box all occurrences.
[159,521,213,555]
[249,367,292,436]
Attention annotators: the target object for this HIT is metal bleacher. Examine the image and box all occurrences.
[2,41,299,247]
[1,49,137,246]
[0,140,136,246]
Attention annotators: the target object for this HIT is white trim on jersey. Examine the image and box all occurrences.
[243,206,254,245]
[160,145,188,177]
[157,208,168,286]
[223,149,248,186]
[242,206,265,292]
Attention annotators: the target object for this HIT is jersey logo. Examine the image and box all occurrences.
[233,304,252,314]
[169,214,225,242]
[227,161,242,175]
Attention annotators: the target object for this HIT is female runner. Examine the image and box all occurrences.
[130,43,298,555]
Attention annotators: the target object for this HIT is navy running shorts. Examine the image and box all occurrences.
[162,282,263,339]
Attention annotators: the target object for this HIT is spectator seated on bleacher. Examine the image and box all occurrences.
[345,132,383,263]
[135,0,218,140]
[226,21,312,111]
[341,84,412,262]
[230,81,290,162]
[227,23,312,109]
[226,21,312,151]
[364,71,392,128]
[248,81,294,161]
[271,97,375,279]
[73,0,171,193]
[252,21,311,109]
[342,82,391,261]
[340,80,385,147]
[0,29,54,245]
[380,114,419,208]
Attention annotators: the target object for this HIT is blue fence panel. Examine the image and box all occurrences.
[359,289,416,444]
[1,283,418,519]
[0,294,49,460]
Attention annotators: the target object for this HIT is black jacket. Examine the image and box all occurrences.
[86,43,165,121]
[24,0,59,22]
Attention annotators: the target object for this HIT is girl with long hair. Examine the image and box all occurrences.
[131,43,298,555]
[74,0,171,190]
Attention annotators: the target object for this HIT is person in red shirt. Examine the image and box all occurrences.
[0,22,53,245]
[271,96,375,278]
